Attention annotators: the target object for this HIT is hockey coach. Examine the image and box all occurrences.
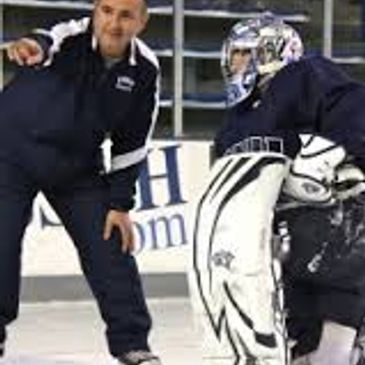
[0,0,162,364]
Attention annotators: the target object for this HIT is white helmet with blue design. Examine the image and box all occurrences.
[221,13,304,107]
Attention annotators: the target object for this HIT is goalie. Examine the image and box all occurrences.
[190,13,365,365]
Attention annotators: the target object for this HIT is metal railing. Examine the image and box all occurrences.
[0,0,364,134]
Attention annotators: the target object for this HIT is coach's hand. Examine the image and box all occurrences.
[7,38,44,66]
[103,210,135,253]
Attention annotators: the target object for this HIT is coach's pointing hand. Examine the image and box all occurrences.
[7,38,44,66]
[103,210,135,253]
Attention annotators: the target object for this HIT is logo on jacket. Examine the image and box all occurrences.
[115,76,135,92]
[211,250,235,270]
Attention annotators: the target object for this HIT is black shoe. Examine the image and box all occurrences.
[0,342,4,357]
[117,350,162,365]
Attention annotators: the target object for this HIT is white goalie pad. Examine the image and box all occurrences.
[189,151,290,365]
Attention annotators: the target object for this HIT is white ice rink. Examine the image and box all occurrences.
[0,298,201,365]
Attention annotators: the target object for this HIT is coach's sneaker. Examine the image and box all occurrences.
[117,350,162,365]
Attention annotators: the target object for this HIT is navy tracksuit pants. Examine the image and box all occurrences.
[0,157,151,357]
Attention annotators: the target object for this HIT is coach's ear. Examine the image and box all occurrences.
[135,2,149,35]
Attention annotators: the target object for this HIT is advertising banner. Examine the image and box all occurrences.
[22,140,211,276]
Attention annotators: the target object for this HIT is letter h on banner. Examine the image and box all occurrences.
[137,144,187,211]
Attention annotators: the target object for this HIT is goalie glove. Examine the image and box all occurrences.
[283,135,346,204]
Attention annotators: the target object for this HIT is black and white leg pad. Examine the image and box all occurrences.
[190,151,290,365]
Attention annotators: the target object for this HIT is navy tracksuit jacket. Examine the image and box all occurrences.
[0,17,160,357]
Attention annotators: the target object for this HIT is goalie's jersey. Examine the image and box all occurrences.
[215,55,365,172]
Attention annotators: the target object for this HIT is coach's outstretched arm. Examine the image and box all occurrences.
[6,17,90,66]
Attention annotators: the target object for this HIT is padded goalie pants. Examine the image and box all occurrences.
[0,158,151,357]
[190,151,290,365]
[278,195,365,359]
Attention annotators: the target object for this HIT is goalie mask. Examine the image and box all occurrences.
[221,13,304,107]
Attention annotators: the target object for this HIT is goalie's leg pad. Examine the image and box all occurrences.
[190,152,290,365]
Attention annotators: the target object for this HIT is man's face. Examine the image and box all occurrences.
[93,0,148,58]
[229,48,252,76]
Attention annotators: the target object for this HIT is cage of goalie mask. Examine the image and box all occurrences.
[221,13,304,108]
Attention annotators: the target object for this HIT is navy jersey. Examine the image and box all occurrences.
[215,56,365,172]
[0,18,160,211]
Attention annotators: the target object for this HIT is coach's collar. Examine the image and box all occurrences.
[92,36,137,66]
